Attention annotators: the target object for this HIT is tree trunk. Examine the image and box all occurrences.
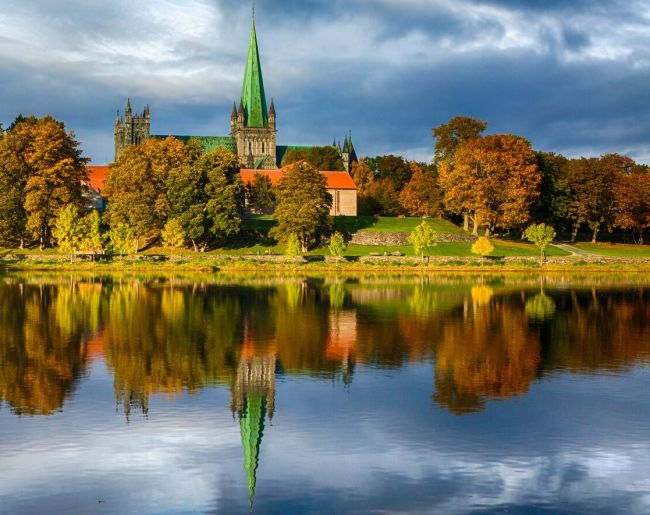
[463,213,469,232]
[591,225,599,243]
[540,248,544,267]
[472,218,478,236]
[571,226,578,243]
[191,240,198,253]
[484,227,491,237]
[19,238,24,249]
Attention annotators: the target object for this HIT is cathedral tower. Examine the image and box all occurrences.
[114,100,150,161]
[230,15,277,169]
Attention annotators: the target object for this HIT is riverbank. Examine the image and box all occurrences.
[2,253,650,273]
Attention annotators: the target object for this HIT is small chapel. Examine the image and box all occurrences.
[103,13,358,215]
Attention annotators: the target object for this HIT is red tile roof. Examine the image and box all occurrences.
[241,168,357,190]
[86,165,109,192]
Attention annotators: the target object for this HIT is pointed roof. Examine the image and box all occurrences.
[241,16,268,128]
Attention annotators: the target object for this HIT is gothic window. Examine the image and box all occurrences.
[262,141,265,153]
[249,142,252,154]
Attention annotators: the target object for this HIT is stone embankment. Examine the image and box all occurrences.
[349,231,476,245]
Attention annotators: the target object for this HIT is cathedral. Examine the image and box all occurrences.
[113,15,358,173]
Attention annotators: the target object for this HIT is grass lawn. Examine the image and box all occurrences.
[574,242,650,257]
[332,216,463,234]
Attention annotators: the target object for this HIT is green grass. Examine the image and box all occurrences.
[332,216,463,234]
[574,242,650,257]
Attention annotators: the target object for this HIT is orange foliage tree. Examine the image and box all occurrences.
[438,134,541,235]
[399,163,442,217]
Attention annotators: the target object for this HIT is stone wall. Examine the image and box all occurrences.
[349,231,476,245]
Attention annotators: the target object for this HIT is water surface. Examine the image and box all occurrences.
[0,274,649,514]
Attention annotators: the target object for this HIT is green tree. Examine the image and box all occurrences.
[328,231,347,258]
[161,219,185,257]
[109,222,136,258]
[524,223,556,265]
[408,221,438,260]
[284,233,302,257]
[79,210,104,260]
[52,205,82,261]
[271,162,332,252]
[471,236,494,265]
[200,148,245,244]
[247,172,276,213]
[282,146,344,170]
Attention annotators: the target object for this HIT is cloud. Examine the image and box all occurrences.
[0,0,648,163]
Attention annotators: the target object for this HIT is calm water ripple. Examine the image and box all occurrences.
[0,273,649,514]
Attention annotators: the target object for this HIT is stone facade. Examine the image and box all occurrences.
[114,100,150,160]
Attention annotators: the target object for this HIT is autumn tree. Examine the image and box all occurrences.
[438,135,541,236]
[247,172,276,214]
[365,155,412,190]
[532,152,570,228]
[471,237,494,265]
[8,116,89,249]
[613,168,650,243]
[271,162,332,252]
[0,119,32,246]
[432,115,488,166]
[399,163,442,217]
[364,178,400,216]
[284,233,302,257]
[104,137,187,250]
[161,219,186,256]
[562,154,628,242]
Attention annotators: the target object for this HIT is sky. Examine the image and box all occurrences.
[1,0,649,165]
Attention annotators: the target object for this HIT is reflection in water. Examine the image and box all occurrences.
[0,275,649,509]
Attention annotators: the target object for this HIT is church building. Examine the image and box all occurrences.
[107,14,358,215]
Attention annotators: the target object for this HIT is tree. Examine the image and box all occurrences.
[524,223,556,265]
[432,115,488,166]
[562,155,624,243]
[161,219,185,257]
[399,163,442,217]
[247,172,276,213]
[328,232,346,258]
[2,116,89,249]
[109,223,136,258]
[438,135,541,236]
[365,155,412,190]
[271,162,332,252]
[284,233,302,257]
[104,137,188,251]
[532,152,570,228]
[282,146,344,171]
[200,147,245,243]
[613,169,650,244]
[79,210,104,260]
[471,236,494,265]
[408,221,438,260]
[52,205,82,261]
[364,178,400,216]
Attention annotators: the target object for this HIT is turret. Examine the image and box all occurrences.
[238,99,245,125]
[125,98,132,120]
[268,99,276,129]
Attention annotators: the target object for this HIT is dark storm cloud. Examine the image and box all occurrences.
[0,0,648,163]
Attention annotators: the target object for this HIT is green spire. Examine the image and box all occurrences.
[240,394,266,507]
[241,16,268,128]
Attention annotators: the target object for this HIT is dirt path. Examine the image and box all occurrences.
[552,243,599,257]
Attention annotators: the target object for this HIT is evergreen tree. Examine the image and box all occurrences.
[271,162,332,252]
[328,232,347,258]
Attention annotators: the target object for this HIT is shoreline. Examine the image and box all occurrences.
[2,254,650,273]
